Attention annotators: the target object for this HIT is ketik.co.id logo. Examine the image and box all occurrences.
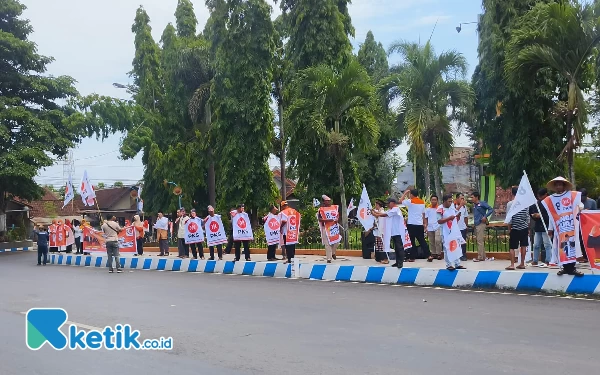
[26,308,173,350]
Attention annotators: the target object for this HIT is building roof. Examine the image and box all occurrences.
[272,168,296,198]
[446,147,473,167]
[14,188,84,219]
[94,187,135,211]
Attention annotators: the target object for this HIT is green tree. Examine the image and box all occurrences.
[574,153,600,197]
[175,0,198,38]
[96,182,106,189]
[0,0,82,233]
[386,40,473,197]
[288,60,379,247]
[355,30,401,198]
[207,0,279,212]
[472,0,568,190]
[505,0,600,187]
[112,181,124,188]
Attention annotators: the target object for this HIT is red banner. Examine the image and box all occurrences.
[82,225,137,254]
[580,211,600,272]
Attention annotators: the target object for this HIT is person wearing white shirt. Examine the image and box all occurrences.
[372,197,406,268]
[400,189,430,262]
[438,194,466,270]
[453,193,469,261]
[153,212,170,256]
[73,219,83,254]
[175,208,190,258]
[425,195,442,262]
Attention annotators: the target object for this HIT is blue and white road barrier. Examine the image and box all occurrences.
[48,254,600,295]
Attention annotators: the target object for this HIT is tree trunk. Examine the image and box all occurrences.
[423,144,431,197]
[334,119,349,249]
[567,111,575,189]
[0,191,6,234]
[206,103,216,207]
[278,98,286,201]
[430,145,442,198]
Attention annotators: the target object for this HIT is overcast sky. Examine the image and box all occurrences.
[26,0,480,187]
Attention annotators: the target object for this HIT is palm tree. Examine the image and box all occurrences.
[385,40,473,197]
[505,0,600,187]
[288,60,379,248]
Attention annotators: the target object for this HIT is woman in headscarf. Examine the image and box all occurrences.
[64,219,74,253]
[133,215,144,256]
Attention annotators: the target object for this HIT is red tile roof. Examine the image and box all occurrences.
[272,169,296,198]
[14,188,84,218]
[94,187,135,210]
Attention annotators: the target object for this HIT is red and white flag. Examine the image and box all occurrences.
[79,170,96,207]
[63,175,74,208]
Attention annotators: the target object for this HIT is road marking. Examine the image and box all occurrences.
[20,312,102,331]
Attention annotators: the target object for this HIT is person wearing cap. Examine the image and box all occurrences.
[399,189,430,262]
[264,205,280,261]
[102,215,123,273]
[317,195,339,263]
[233,204,251,261]
[541,177,584,277]
[188,209,205,259]
[33,224,49,266]
[204,206,223,260]
[372,197,406,268]
[175,208,190,258]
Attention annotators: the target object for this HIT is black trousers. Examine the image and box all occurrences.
[225,231,234,254]
[75,237,82,254]
[234,241,250,261]
[407,224,430,260]
[136,238,144,255]
[178,239,189,257]
[267,244,277,260]
[563,262,577,274]
[391,235,405,267]
[209,245,223,260]
[190,242,204,258]
[286,244,296,261]
[460,229,467,257]
[579,231,588,260]
[37,245,48,265]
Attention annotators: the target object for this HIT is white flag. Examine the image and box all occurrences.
[313,198,320,207]
[63,175,74,208]
[79,170,96,207]
[347,198,356,216]
[504,171,537,224]
[357,185,374,231]
[444,219,466,264]
[138,185,142,199]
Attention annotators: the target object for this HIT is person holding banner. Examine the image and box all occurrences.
[133,215,144,256]
[263,205,280,261]
[204,206,226,260]
[176,208,190,259]
[101,215,123,273]
[153,212,170,256]
[372,197,408,269]
[372,199,389,264]
[317,195,340,263]
[542,177,584,277]
[232,204,253,261]
[280,201,300,264]
[437,195,466,270]
[185,209,205,259]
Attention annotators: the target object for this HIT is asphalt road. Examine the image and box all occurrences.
[1,252,598,375]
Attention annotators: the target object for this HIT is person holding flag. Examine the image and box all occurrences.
[505,185,532,270]
[372,197,410,269]
[437,194,466,271]
[542,176,584,277]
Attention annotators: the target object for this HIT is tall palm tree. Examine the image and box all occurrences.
[288,60,379,248]
[505,0,600,186]
[385,40,473,197]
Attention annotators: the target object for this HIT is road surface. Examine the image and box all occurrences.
[1,252,597,375]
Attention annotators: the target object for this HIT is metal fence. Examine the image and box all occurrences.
[163,225,511,252]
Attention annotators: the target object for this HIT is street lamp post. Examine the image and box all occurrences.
[456,22,477,33]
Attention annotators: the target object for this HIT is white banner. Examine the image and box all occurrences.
[233,212,254,241]
[505,171,537,223]
[357,185,374,231]
[205,215,228,246]
[184,217,204,244]
[63,175,74,208]
[444,219,466,264]
[347,198,356,216]
[264,213,280,246]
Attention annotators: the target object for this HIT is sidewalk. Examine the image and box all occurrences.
[48,252,600,295]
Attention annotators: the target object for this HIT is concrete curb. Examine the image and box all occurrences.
[48,254,600,295]
[0,247,31,253]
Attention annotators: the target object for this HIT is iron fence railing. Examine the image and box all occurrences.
[159,225,511,252]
